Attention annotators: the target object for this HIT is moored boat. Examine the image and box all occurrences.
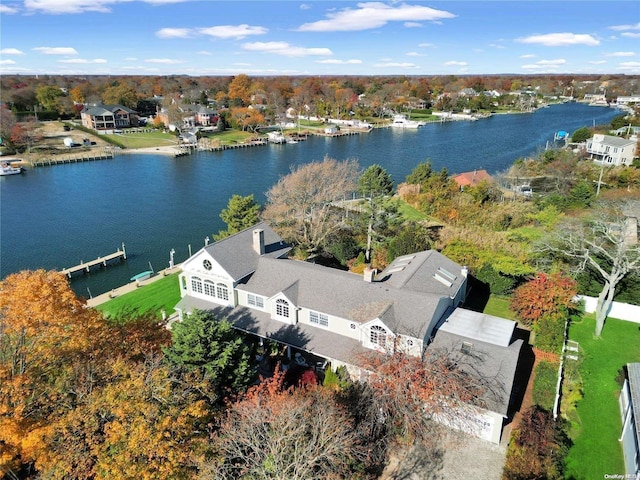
[390,114,424,129]
[0,162,24,176]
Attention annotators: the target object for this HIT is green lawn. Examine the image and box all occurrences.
[96,273,181,321]
[483,295,517,320]
[564,314,640,479]
[112,130,178,149]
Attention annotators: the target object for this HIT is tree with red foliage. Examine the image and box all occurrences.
[510,272,578,327]
[205,369,360,480]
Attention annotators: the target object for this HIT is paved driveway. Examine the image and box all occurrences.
[381,432,506,480]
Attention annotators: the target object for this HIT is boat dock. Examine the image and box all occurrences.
[61,243,127,277]
[29,148,115,167]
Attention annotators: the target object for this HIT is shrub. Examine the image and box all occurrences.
[503,405,571,480]
[532,361,558,410]
[533,316,565,354]
[476,263,515,295]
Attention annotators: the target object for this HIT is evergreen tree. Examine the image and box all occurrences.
[214,194,260,240]
[163,310,256,395]
[357,164,394,197]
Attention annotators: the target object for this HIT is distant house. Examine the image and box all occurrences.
[620,363,640,478]
[174,222,524,444]
[586,134,636,166]
[81,104,139,131]
[453,169,493,189]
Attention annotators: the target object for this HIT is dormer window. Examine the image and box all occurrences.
[370,325,387,348]
[276,299,289,318]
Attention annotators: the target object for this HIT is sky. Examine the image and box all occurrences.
[1,1,639,77]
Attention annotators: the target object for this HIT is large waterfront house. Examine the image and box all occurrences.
[586,134,637,167]
[174,222,524,444]
[81,104,139,131]
[619,363,640,477]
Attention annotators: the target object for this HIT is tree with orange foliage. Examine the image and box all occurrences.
[204,369,361,480]
[510,272,578,327]
[0,270,175,478]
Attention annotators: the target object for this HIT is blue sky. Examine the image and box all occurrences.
[1,1,639,76]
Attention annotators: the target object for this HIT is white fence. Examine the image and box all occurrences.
[577,295,640,324]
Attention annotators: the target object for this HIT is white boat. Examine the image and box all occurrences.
[390,114,424,129]
[267,131,286,144]
[0,162,24,176]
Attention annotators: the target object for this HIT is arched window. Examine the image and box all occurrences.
[276,299,289,318]
[370,325,387,348]
[203,280,215,297]
[191,276,203,294]
[216,283,229,301]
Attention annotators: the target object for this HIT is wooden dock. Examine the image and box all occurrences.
[30,148,115,167]
[61,243,127,277]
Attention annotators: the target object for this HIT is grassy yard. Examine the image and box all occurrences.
[112,130,178,149]
[96,273,181,321]
[564,314,640,479]
[482,295,517,320]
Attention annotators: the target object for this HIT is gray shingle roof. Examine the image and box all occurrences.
[83,104,138,115]
[428,329,523,415]
[203,221,291,282]
[175,299,370,365]
[592,134,636,148]
[237,256,450,339]
[378,250,467,298]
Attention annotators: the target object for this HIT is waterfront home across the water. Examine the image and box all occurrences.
[174,222,524,444]
[586,134,636,166]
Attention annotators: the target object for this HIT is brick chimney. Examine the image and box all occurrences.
[253,229,265,255]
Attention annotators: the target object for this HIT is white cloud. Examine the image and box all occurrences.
[145,58,184,64]
[520,54,536,58]
[300,3,311,9]
[197,50,212,55]
[622,32,640,39]
[0,59,17,65]
[373,62,420,68]
[198,24,267,39]
[489,43,506,49]
[619,61,640,67]
[607,51,636,57]
[1,48,25,55]
[444,61,467,66]
[609,22,640,31]
[404,22,422,28]
[0,4,18,13]
[297,3,455,32]
[242,41,332,57]
[406,52,422,57]
[517,32,599,47]
[588,60,606,65]
[156,28,192,39]
[418,42,435,48]
[59,58,107,63]
[34,46,78,55]
[316,59,362,64]
[24,0,189,14]
[536,58,566,65]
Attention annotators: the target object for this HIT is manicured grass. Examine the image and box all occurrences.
[483,295,517,320]
[205,130,257,144]
[96,273,181,321]
[113,130,179,149]
[564,314,640,479]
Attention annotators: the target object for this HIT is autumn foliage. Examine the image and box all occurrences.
[510,272,578,327]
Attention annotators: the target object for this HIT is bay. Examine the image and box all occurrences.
[0,102,621,297]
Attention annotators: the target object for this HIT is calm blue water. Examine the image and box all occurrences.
[0,102,620,297]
